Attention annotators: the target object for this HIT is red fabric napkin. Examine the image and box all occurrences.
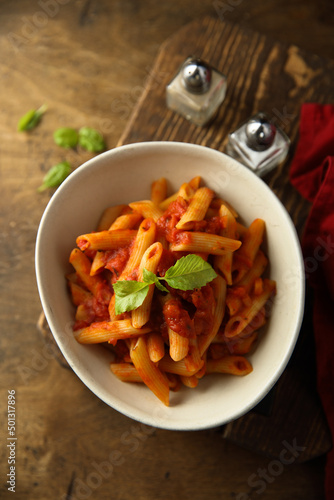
[289,103,334,500]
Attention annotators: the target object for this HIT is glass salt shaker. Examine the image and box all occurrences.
[166,57,227,126]
[226,112,290,176]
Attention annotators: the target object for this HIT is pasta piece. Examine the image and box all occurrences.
[159,182,195,210]
[236,250,268,293]
[158,292,190,361]
[68,282,93,305]
[180,375,199,388]
[147,333,165,362]
[199,275,227,356]
[210,197,239,219]
[230,331,259,355]
[128,200,163,222]
[132,242,164,328]
[159,354,199,376]
[151,177,167,205]
[76,229,136,252]
[90,251,106,276]
[232,219,265,282]
[170,232,241,255]
[97,205,128,231]
[165,373,182,391]
[183,337,203,373]
[225,251,268,314]
[214,204,238,284]
[188,176,201,190]
[206,355,253,376]
[176,187,214,230]
[130,336,169,406]
[75,304,91,322]
[109,212,142,230]
[119,218,156,280]
[69,248,111,302]
[236,222,248,237]
[75,319,151,344]
[168,328,189,362]
[225,279,276,338]
[110,363,143,383]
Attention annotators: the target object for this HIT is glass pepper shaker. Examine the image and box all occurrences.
[166,56,227,126]
[226,112,290,176]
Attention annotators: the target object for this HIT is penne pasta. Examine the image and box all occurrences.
[132,242,164,328]
[130,336,169,406]
[184,337,204,374]
[109,212,142,230]
[206,355,253,376]
[170,232,241,255]
[168,328,189,362]
[176,187,214,230]
[97,204,128,231]
[151,177,168,205]
[158,354,199,377]
[76,229,137,251]
[119,218,156,280]
[69,248,111,302]
[75,319,151,344]
[159,182,195,210]
[129,200,164,222]
[180,374,199,388]
[214,204,238,285]
[188,176,201,190]
[225,279,276,338]
[147,332,165,362]
[67,176,276,406]
[110,362,143,383]
[239,219,265,266]
[68,281,93,306]
[199,275,227,357]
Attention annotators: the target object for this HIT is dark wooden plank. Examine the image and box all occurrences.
[118,16,334,462]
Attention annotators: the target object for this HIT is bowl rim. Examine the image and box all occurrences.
[35,141,305,430]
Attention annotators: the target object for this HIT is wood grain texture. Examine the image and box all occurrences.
[118,16,334,463]
[1,0,333,498]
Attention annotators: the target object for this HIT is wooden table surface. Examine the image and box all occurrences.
[1,1,333,499]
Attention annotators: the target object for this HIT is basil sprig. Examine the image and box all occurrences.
[113,254,217,315]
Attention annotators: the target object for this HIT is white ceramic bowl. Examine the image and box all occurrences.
[35,141,304,430]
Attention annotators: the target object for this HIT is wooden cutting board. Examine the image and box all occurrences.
[116,16,334,462]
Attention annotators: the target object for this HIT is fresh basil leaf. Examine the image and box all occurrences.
[143,268,169,293]
[78,127,105,152]
[164,254,217,291]
[54,127,79,148]
[38,161,72,192]
[17,104,47,132]
[113,280,150,315]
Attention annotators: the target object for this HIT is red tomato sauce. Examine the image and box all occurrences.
[104,247,130,282]
[163,298,195,338]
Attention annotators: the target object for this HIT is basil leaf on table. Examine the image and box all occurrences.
[38,161,72,192]
[78,127,105,152]
[53,127,79,148]
[17,104,47,132]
